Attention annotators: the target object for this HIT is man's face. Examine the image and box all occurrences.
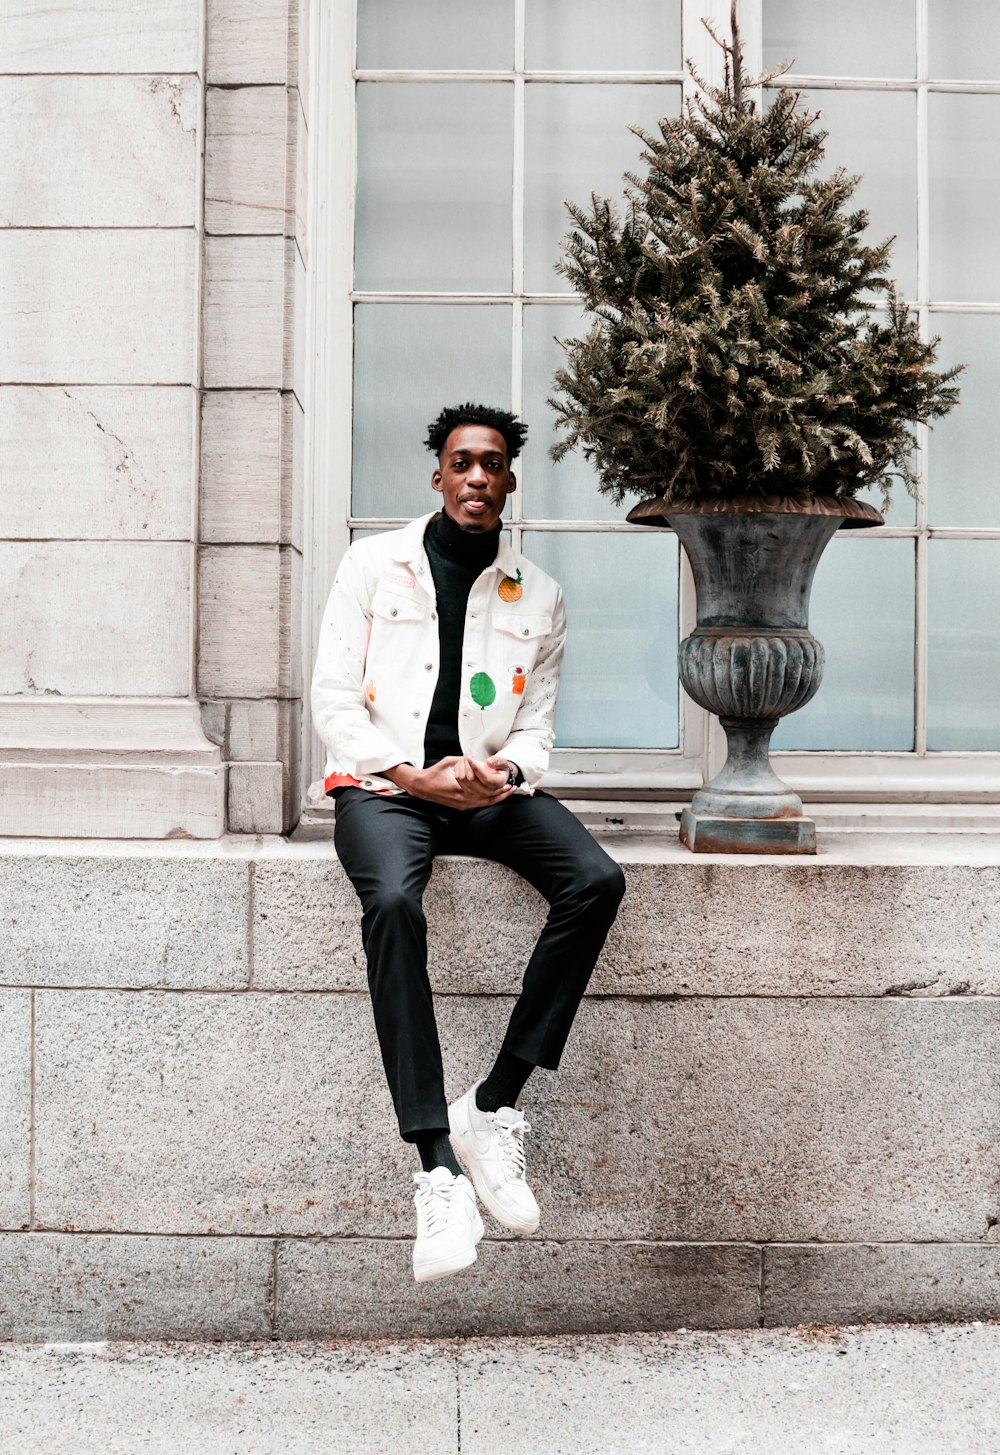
[432,424,516,533]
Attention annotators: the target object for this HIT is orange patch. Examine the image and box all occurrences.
[512,667,526,695]
[365,681,376,703]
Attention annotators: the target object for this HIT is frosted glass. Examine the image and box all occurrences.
[926,314,1000,527]
[929,0,1000,81]
[358,0,514,70]
[798,89,917,300]
[523,83,681,293]
[521,303,621,521]
[352,304,511,518]
[526,0,681,72]
[928,541,1000,749]
[929,95,1000,304]
[523,531,679,748]
[356,83,512,291]
[763,0,915,78]
[771,538,915,750]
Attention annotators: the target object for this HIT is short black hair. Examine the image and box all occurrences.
[424,403,528,462]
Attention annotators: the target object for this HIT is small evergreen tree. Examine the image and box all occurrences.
[550,3,961,509]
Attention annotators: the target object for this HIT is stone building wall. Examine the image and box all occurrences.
[1,0,305,838]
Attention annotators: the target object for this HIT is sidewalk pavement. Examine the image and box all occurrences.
[0,1323,997,1454]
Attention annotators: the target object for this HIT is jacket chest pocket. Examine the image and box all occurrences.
[370,588,428,649]
[493,611,552,672]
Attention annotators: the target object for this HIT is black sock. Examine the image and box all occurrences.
[475,1048,535,1114]
[414,1128,462,1177]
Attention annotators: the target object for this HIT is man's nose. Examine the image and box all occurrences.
[467,464,488,485]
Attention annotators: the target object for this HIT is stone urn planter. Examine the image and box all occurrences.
[627,494,883,853]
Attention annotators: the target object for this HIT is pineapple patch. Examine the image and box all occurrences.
[498,569,523,603]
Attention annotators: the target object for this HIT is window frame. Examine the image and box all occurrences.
[301,0,1000,813]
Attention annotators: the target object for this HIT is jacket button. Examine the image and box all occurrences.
[390,608,398,617]
[522,627,529,636]
[431,611,436,621]
[424,662,433,670]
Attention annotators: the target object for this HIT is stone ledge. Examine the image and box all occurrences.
[2,832,999,997]
[276,1239,761,1338]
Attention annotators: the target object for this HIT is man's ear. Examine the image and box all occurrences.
[431,467,443,493]
[506,471,517,496]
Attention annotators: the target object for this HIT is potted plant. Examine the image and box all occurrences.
[549,3,962,853]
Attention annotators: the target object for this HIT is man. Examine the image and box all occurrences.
[312,402,625,1283]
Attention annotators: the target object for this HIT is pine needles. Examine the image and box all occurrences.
[549,5,962,509]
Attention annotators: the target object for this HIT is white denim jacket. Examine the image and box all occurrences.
[311,511,567,796]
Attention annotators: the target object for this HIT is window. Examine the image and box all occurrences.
[305,0,1000,805]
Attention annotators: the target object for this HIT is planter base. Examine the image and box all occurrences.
[680,808,817,855]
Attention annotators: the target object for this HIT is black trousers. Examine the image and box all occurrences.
[333,787,626,1139]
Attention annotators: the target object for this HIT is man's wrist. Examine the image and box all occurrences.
[384,762,419,791]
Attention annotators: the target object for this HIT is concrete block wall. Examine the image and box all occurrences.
[0,837,997,1340]
[198,0,307,834]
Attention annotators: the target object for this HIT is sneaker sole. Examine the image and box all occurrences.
[412,1212,485,1284]
[449,1132,540,1237]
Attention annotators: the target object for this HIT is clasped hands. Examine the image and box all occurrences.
[385,754,515,808]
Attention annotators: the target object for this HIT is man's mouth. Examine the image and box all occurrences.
[461,498,489,513]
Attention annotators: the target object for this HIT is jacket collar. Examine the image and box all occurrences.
[391,510,520,578]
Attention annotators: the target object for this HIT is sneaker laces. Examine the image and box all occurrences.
[413,1171,460,1237]
[492,1109,530,1182]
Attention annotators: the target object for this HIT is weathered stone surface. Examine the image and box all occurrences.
[0,387,195,541]
[456,1327,1000,1455]
[0,1234,270,1340]
[205,85,289,235]
[763,1243,1000,1327]
[277,1238,760,1338]
[4,0,200,72]
[200,391,296,544]
[0,542,191,696]
[33,989,400,1236]
[253,851,1000,998]
[207,0,298,84]
[203,237,294,389]
[228,762,284,834]
[0,993,31,1229]
[198,545,299,698]
[31,990,1000,1244]
[0,75,197,228]
[0,231,195,384]
[0,1339,454,1454]
[0,854,247,989]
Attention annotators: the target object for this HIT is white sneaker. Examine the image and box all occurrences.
[448,1081,541,1236]
[411,1167,484,1284]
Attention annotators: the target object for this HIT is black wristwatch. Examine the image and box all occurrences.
[505,762,522,789]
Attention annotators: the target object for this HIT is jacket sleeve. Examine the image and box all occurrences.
[310,548,412,778]
[496,588,567,787]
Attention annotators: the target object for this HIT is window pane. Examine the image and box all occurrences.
[525,0,681,72]
[521,302,620,521]
[929,0,1000,81]
[798,89,917,300]
[353,304,511,518]
[763,0,915,77]
[523,83,681,293]
[929,95,1000,304]
[522,531,679,748]
[926,314,1000,527]
[771,538,915,750]
[358,0,514,70]
[356,83,512,291]
[928,541,1000,750]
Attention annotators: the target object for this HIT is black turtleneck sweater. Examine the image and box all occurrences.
[422,509,500,768]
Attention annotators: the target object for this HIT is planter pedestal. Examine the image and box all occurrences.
[627,495,883,855]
